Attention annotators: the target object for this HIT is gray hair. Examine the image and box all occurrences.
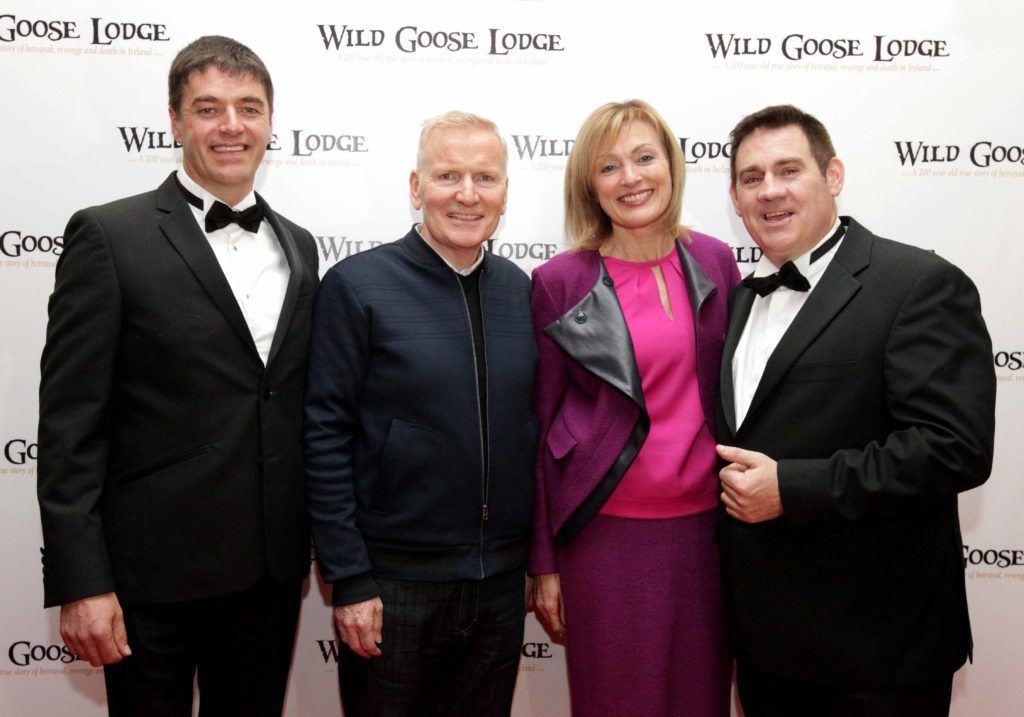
[416,111,508,173]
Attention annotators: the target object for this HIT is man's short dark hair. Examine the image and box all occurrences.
[168,35,273,115]
[729,105,835,185]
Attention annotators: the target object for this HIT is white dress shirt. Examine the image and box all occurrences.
[177,169,290,365]
[733,218,843,427]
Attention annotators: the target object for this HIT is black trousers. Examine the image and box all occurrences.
[736,657,954,717]
[339,570,525,717]
[103,578,302,717]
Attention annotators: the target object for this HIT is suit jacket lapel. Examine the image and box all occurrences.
[544,259,645,409]
[155,174,262,364]
[720,285,754,437]
[676,239,716,315]
[744,220,871,423]
[262,197,304,368]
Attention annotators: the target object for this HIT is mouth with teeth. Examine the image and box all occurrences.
[619,189,652,204]
[448,213,482,221]
[212,145,246,154]
[763,210,793,223]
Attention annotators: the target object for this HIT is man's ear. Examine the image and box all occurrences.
[409,170,422,210]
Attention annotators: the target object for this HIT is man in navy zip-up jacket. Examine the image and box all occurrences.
[305,111,537,717]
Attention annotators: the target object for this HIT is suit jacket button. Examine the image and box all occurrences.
[263,389,274,400]
[602,276,614,287]
[574,311,588,324]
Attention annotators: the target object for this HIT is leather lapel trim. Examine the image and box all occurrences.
[676,239,716,317]
[543,259,645,408]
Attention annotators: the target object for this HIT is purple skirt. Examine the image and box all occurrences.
[558,510,730,716]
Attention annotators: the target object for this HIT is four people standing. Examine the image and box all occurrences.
[34,34,997,717]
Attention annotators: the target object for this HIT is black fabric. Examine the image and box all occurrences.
[742,260,811,296]
[457,266,489,492]
[736,657,953,717]
[305,228,537,606]
[205,200,264,233]
[104,579,302,717]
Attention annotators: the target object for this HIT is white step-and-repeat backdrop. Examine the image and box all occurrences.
[2,1,1020,714]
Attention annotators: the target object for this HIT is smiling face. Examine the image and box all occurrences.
[591,120,672,242]
[730,124,844,266]
[410,127,508,269]
[169,66,272,206]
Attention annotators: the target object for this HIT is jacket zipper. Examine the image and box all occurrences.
[455,274,489,579]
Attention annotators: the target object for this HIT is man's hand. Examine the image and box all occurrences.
[532,573,566,645]
[334,597,383,658]
[60,592,131,666]
[717,444,783,524]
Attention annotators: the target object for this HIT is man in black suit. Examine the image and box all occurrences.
[37,35,318,716]
[715,105,995,716]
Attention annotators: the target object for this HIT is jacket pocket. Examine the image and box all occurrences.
[118,444,212,485]
[545,413,577,460]
[785,359,861,384]
[370,419,454,513]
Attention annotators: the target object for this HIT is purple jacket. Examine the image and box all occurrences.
[529,232,740,574]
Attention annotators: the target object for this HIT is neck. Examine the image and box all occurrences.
[600,227,675,261]
[418,224,481,271]
[182,166,253,208]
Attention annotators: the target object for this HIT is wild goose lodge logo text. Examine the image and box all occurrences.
[704,33,948,62]
[316,24,564,56]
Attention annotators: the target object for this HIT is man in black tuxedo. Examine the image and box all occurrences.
[715,105,995,716]
[37,36,318,716]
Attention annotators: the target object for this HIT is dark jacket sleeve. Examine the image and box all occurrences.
[37,209,121,607]
[304,266,380,605]
[528,267,570,575]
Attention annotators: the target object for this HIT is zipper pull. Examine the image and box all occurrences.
[482,504,490,521]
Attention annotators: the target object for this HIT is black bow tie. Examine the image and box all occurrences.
[742,260,810,296]
[174,176,264,234]
[205,201,264,233]
[741,223,847,297]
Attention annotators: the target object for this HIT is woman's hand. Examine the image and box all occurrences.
[533,572,566,645]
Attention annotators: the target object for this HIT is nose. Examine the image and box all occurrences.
[757,173,785,201]
[620,161,641,185]
[455,175,479,204]
[219,107,244,135]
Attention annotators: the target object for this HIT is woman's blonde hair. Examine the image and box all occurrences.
[564,99,687,251]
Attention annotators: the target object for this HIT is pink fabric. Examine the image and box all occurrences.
[600,251,719,519]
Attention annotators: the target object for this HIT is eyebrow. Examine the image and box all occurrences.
[737,156,806,175]
[190,95,266,107]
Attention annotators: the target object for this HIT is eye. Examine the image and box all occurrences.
[437,172,457,183]
[240,106,262,115]
[196,107,218,116]
[599,163,617,174]
[638,153,655,164]
[476,173,496,184]
[742,175,762,185]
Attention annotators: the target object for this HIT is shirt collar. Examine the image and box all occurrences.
[752,216,843,281]
[176,168,257,216]
[413,224,485,276]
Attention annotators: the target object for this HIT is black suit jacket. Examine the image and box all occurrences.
[38,172,318,607]
[717,217,995,686]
